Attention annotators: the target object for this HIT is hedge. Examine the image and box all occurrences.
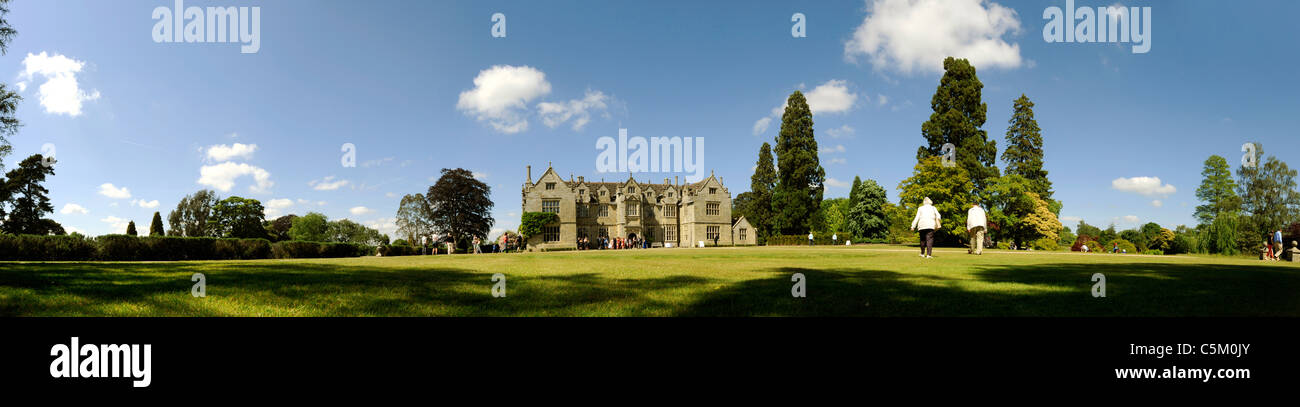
[0,234,371,261]
[766,233,860,246]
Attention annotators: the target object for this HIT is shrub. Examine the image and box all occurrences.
[1032,238,1058,251]
[1104,239,1138,254]
[97,235,143,261]
[0,234,98,261]
[765,233,858,246]
[1144,249,1164,256]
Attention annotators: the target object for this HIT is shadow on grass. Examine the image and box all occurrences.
[2,260,1298,316]
[677,262,1300,317]
[0,262,716,316]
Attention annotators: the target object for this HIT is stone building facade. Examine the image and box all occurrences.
[522,165,733,250]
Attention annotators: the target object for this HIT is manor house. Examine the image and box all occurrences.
[522,164,751,250]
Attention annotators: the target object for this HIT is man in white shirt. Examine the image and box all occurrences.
[910,197,942,258]
[808,232,814,246]
[967,203,988,255]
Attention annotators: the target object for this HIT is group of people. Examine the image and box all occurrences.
[1264,229,1286,261]
[578,236,649,250]
[910,197,988,258]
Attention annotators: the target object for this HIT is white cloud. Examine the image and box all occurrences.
[309,176,349,191]
[385,192,398,198]
[131,199,160,209]
[826,125,856,139]
[829,158,847,165]
[18,52,101,116]
[1151,200,1163,208]
[1122,215,1140,223]
[820,144,847,154]
[98,183,131,199]
[826,178,852,188]
[198,162,273,193]
[755,80,859,136]
[364,217,398,239]
[264,198,294,217]
[350,206,374,215]
[472,172,489,180]
[205,143,258,161]
[1111,176,1176,197]
[751,117,773,136]
[804,80,858,115]
[877,94,889,106]
[844,0,1023,75]
[100,216,130,233]
[1060,216,1083,223]
[60,203,89,215]
[537,89,610,131]
[64,225,87,235]
[457,65,552,133]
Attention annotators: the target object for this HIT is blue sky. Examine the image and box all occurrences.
[3,0,1297,238]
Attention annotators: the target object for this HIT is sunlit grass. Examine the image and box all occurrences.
[1,245,1297,316]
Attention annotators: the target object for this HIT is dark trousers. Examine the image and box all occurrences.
[919,229,935,256]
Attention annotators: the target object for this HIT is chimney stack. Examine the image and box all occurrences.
[578,176,585,183]
[526,165,532,184]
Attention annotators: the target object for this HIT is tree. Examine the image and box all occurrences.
[519,211,558,246]
[1194,155,1241,225]
[0,1,19,170]
[898,156,974,245]
[1002,94,1052,200]
[1,154,63,235]
[168,189,219,237]
[771,91,825,235]
[749,142,777,244]
[918,57,999,199]
[1237,143,1300,250]
[1075,221,1102,240]
[126,221,138,236]
[149,211,165,236]
[985,175,1037,247]
[265,214,297,242]
[814,198,850,235]
[846,178,890,241]
[1099,225,1118,246]
[208,196,267,239]
[1058,226,1077,248]
[426,168,494,243]
[1206,211,1239,255]
[289,212,330,242]
[731,191,756,224]
[1022,192,1061,245]
[395,193,431,245]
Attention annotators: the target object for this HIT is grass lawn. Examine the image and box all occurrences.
[2,245,1298,316]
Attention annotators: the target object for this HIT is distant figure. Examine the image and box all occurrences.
[1265,238,1275,261]
[910,197,942,258]
[1112,243,1119,254]
[967,202,988,255]
[1081,244,1090,253]
[808,232,814,246]
[473,236,482,254]
[832,233,838,245]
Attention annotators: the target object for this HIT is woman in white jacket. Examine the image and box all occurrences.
[910,197,942,258]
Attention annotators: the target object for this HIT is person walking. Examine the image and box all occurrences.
[1274,229,1284,261]
[967,202,987,255]
[808,232,814,246]
[910,197,942,258]
[832,233,838,245]
[473,236,482,254]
